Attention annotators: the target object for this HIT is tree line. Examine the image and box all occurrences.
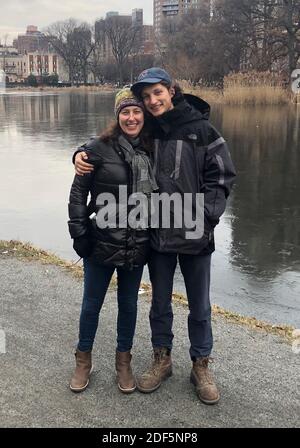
[160,0,300,84]
[43,0,300,85]
[44,16,153,85]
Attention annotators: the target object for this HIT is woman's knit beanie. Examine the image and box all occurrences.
[114,87,144,117]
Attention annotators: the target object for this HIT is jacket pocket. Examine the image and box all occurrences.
[205,189,226,229]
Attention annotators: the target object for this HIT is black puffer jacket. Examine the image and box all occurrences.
[149,93,236,255]
[68,136,150,268]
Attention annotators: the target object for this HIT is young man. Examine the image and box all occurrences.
[75,68,236,404]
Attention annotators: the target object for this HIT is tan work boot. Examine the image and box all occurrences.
[190,357,220,405]
[115,350,136,394]
[136,347,172,393]
[69,349,93,392]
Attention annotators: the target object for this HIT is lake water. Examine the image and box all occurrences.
[0,90,299,327]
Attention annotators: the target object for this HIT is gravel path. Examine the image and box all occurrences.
[0,256,299,428]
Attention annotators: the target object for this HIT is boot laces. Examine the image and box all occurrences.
[142,350,167,378]
[194,357,215,385]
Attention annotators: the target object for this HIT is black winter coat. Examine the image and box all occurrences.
[148,93,236,255]
[68,137,150,268]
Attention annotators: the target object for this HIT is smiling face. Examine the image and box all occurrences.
[140,83,175,117]
[118,106,144,138]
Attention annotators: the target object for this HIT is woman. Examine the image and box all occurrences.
[68,88,157,394]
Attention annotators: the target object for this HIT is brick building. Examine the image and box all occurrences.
[14,25,50,55]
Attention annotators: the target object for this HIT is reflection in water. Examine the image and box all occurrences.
[0,92,114,145]
[214,105,300,280]
[0,92,299,326]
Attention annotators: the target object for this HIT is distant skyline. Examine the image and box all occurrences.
[0,0,153,44]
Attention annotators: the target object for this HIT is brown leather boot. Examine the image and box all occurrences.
[115,350,136,393]
[190,357,220,405]
[69,349,93,393]
[136,347,172,393]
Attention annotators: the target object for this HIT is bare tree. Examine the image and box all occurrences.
[242,0,300,73]
[213,0,300,75]
[161,9,227,83]
[89,22,106,84]
[44,19,81,83]
[164,0,300,81]
[70,24,96,84]
[104,15,138,85]
[88,45,104,84]
[274,0,300,74]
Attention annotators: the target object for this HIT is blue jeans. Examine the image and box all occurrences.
[77,258,144,352]
[148,251,213,359]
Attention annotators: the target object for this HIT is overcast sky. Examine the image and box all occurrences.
[0,0,153,44]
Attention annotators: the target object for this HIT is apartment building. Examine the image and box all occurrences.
[95,9,154,62]
[143,25,155,55]
[0,51,63,83]
[0,53,26,83]
[154,0,211,36]
[14,25,50,55]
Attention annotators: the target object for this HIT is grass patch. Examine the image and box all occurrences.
[0,239,295,342]
[0,239,84,279]
[223,71,289,106]
[179,71,294,105]
[179,80,224,104]
[171,292,295,342]
[223,85,288,106]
